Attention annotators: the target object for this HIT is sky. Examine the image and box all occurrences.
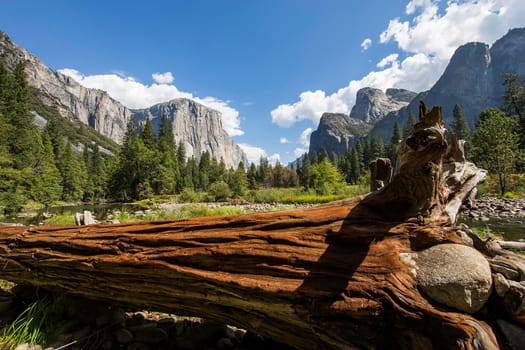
[2,0,525,165]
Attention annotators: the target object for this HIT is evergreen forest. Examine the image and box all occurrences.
[1,62,524,213]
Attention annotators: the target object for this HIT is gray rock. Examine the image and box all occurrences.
[416,243,492,313]
[350,87,414,123]
[134,327,168,344]
[309,113,370,156]
[216,337,234,349]
[493,272,510,297]
[115,328,134,344]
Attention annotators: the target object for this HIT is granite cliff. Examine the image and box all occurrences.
[0,31,247,167]
[370,28,525,142]
[308,113,371,156]
[309,87,414,156]
[349,87,415,123]
[0,31,132,143]
[133,99,248,168]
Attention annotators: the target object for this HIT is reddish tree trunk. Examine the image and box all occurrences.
[0,103,522,349]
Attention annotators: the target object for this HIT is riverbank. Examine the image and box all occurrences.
[461,197,525,221]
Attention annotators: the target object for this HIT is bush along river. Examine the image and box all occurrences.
[459,197,525,241]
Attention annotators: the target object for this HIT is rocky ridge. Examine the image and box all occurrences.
[0,31,132,143]
[0,31,247,167]
[308,87,415,157]
[349,87,415,123]
[370,28,525,142]
[308,113,370,156]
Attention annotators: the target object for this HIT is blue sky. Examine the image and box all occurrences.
[2,0,524,164]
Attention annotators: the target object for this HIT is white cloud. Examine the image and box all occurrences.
[361,38,372,51]
[280,137,290,144]
[377,53,399,68]
[380,0,525,60]
[268,153,281,165]
[270,0,525,129]
[299,128,313,147]
[238,143,267,165]
[152,72,174,84]
[237,143,279,166]
[294,147,308,158]
[58,69,244,136]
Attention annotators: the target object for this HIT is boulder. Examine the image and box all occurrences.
[416,243,492,313]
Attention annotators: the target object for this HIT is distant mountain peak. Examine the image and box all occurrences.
[349,87,415,123]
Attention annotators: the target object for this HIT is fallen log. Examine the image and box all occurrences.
[0,102,523,349]
[494,240,525,250]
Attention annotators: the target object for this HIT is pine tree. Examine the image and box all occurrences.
[299,153,310,189]
[229,162,248,196]
[391,122,402,145]
[271,162,285,188]
[198,151,212,191]
[31,132,63,205]
[349,148,361,184]
[156,114,179,194]
[502,73,525,147]
[58,143,85,201]
[7,63,37,169]
[247,162,259,190]
[451,104,470,141]
[403,111,417,138]
[140,118,156,150]
[471,108,520,195]
[387,122,402,164]
[370,135,385,160]
[258,157,271,188]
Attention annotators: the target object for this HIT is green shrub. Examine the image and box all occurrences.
[43,214,76,226]
[208,181,232,202]
[282,194,346,204]
[178,188,203,203]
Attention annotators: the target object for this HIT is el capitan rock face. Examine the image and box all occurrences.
[0,31,247,167]
[132,99,248,168]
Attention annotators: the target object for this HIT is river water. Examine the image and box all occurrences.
[458,217,525,241]
[1,203,141,226]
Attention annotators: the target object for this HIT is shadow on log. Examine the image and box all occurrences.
[0,102,523,349]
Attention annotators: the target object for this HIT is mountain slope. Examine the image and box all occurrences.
[0,31,247,167]
[309,113,371,156]
[370,28,525,142]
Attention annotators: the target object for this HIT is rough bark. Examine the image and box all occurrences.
[0,202,498,349]
[0,102,522,349]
